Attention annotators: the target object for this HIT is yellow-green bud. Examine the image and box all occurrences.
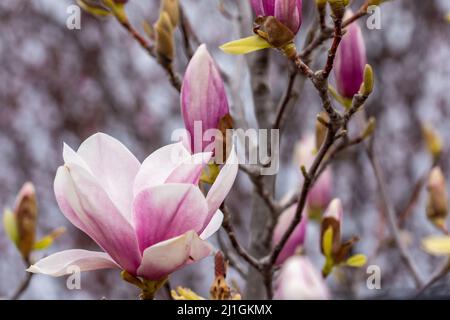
[427,167,449,231]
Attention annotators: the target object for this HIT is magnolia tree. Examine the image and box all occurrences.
[2,0,450,300]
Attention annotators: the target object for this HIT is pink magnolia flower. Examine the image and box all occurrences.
[334,9,367,99]
[274,256,330,300]
[251,0,303,34]
[181,44,229,154]
[272,205,308,265]
[294,135,333,213]
[27,133,238,280]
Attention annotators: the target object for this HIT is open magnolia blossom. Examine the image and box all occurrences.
[27,133,238,281]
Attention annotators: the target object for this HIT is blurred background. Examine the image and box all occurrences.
[1,0,450,299]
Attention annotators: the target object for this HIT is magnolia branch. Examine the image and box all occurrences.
[366,140,425,288]
[117,18,182,91]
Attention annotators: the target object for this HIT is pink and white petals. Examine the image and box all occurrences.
[272,205,308,265]
[274,256,329,300]
[133,142,191,196]
[334,10,367,99]
[137,231,212,281]
[199,210,224,240]
[27,249,119,277]
[205,145,238,221]
[35,133,237,283]
[133,183,209,253]
[54,165,141,273]
[75,133,140,221]
[181,44,229,153]
[274,0,302,34]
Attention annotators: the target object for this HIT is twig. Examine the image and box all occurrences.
[416,258,450,297]
[179,6,194,60]
[217,231,247,278]
[267,127,337,267]
[323,13,343,78]
[10,270,33,300]
[221,206,261,272]
[118,19,182,91]
[366,140,425,288]
[272,71,298,130]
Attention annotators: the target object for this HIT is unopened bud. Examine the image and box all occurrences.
[327,0,349,18]
[315,112,329,150]
[320,199,343,255]
[422,125,442,159]
[154,11,175,68]
[359,64,374,96]
[15,182,38,260]
[160,0,179,28]
[316,0,327,9]
[427,167,448,230]
[77,0,111,17]
[253,16,296,49]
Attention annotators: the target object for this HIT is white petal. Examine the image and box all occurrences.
[27,249,119,277]
[200,210,223,240]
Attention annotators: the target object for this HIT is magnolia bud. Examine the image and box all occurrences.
[359,64,374,96]
[320,199,343,255]
[160,0,179,28]
[422,125,442,159]
[316,0,327,9]
[154,11,175,68]
[315,112,329,150]
[251,0,303,35]
[426,167,448,230]
[272,205,308,265]
[253,16,296,49]
[327,0,349,19]
[334,10,367,99]
[15,182,38,260]
[274,256,329,300]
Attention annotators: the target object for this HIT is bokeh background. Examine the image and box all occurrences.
[1,0,450,299]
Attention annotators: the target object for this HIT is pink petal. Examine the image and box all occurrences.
[272,205,308,265]
[137,231,212,280]
[133,184,209,253]
[65,133,140,221]
[275,0,302,34]
[54,165,141,273]
[133,142,191,196]
[205,145,238,222]
[334,10,367,98]
[166,152,212,185]
[275,256,329,300]
[26,249,119,277]
[181,44,229,153]
[251,0,275,16]
[199,210,223,240]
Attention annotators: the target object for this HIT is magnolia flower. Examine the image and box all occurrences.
[251,0,303,35]
[334,9,367,99]
[274,256,330,300]
[294,135,333,213]
[181,45,229,154]
[272,205,308,265]
[27,133,238,281]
